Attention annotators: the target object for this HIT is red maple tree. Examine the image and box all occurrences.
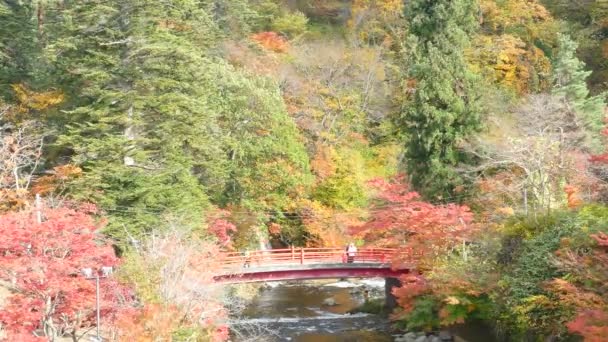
[0,205,136,341]
[351,176,474,265]
[352,176,476,320]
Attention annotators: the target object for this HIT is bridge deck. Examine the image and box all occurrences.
[214,247,420,283]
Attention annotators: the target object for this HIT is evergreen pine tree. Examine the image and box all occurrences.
[0,1,55,96]
[552,34,606,151]
[46,0,218,240]
[44,0,310,241]
[397,0,482,200]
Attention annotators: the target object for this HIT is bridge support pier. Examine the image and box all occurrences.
[385,277,401,311]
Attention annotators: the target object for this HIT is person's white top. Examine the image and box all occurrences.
[347,244,357,256]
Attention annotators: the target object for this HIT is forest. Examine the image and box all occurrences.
[0,0,607,341]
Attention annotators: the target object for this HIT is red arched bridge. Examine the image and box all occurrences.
[213,247,421,284]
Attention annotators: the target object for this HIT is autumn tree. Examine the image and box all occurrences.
[351,176,474,264]
[348,0,405,45]
[0,205,136,341]
[466,94,593,214]
[396,0,483,200]
[351,175,479,329]
[117,227,229,341]
[0,84,64,213]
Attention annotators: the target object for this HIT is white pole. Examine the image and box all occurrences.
[96,274,100,340]
[35,193,42,223]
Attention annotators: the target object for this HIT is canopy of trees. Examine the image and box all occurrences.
[1,0,607,340]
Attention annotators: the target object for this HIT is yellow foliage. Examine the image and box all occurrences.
[480,0,553,38]
[497,207,515,216]
[444,296,461,305]
[349,0,404,43]
[0,188,30,213]
[293,198,363,247]
[468,35,551,93]
[11,83,64,112]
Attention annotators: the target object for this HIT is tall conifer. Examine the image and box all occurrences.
[553,34,606,151]
[48,1,310,240]
[397,0,482,200]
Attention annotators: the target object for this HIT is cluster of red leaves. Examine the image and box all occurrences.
[567,310,608,342]
[551,231,608,340]
[251,32,289,53]
[557,130,608,339]
[351,176,474,263]
[353,175,477,321]
[0,206,136,340]
[392,274,429,314]
[208,209,237,250]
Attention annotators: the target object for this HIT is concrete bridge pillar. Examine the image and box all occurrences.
[385,277,401,311]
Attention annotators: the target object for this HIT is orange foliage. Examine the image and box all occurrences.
[294,199,362,247]
[0,189,30,213]
[32,164,82,195]
[114,303,229,342]
[251,32,289,53]
[564,185,583,209]
[114,304,179,341]
[268,222,282,236]
[310,144,337,180]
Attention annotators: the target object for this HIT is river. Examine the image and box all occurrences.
[229,278,498,342]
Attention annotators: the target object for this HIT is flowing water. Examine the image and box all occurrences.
[230,279,497,342]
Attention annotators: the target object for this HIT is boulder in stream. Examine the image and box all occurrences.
[322,297,337,306]
[438,331,453,341]
[393,332,415,342]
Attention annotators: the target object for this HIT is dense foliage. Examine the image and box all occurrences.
[1,0,607,340]
[397,0,483,200]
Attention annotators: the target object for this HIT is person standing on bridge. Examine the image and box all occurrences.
[243,250,251,268]
[346,242,357,263]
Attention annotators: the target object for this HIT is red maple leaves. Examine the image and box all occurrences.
[0,206,135,340]
[353,175,477,320]
[208,209,237,249]
[351,175,473,256]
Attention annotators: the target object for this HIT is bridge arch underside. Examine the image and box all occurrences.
[213,263,409,284]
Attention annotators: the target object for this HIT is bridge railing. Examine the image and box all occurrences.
[218,247,421,270]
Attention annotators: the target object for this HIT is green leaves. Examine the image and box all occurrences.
[552,34,607,152]
[41,1,312,241]
[397,0,483,200]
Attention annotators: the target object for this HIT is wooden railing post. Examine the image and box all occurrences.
[291,245,295,260]
[300,248,304,264]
